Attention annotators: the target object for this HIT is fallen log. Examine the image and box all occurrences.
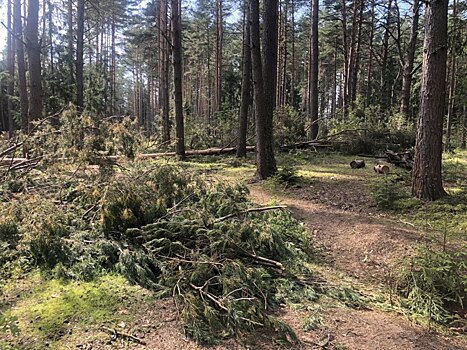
[350,160,365,169]
[374,164,390,174]
[0,146,256,166]
[280,140,333,150]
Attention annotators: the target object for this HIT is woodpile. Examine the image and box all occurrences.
[385,150,414,170]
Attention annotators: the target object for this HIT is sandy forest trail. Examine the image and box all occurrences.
[245,183,467,350]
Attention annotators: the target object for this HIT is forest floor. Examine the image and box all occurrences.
[2,150,466,350]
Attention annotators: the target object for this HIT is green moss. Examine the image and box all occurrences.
[10,273,148,348]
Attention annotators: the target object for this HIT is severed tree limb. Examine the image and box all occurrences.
[247,253,284,270]
[100,326,146,345]
[214,205,287,223]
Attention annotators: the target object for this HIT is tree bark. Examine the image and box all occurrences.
[7,0,15,137]
[309,0,319,139]
[161,0,170,143]
[76,0,84,110]
[237,3,251,158]
[400,0,420,121]
[26,0,42,123]
[215,0,223,113]
[14,0,28,133]
[251,0,277,179]
[171,0,186,159]
[461,105,466,149]
[445,0,457,152]
[412,0,448,200]
[379,0,392,123]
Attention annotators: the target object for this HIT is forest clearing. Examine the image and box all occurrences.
[1,0,467,348]
[1,136,466,349]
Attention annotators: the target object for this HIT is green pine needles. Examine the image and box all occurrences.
[1,164,317,344]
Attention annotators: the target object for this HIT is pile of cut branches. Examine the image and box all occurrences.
[1,164,316,344]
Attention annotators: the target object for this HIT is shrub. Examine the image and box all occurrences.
[369,174,410,209]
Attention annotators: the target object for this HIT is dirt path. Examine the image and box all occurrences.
[246,184,467,350]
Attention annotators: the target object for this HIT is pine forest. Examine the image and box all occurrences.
[0,0,466,349]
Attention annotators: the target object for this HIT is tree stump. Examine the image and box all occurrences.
[374,164,390,174]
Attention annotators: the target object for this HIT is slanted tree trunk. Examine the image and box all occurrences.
[251,0,277,179]
[76,0,84,110]
[309,0,319,139]
[26,0,42,124]
[237,3,251,158]
[171,0,186,159]
[412,0,448,200]
[400,0,420,121]
[14,0,28,133]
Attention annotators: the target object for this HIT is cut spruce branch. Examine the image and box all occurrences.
[214,205,287,223]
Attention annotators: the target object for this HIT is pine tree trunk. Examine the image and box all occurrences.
[26,0,42,123]
[14,0,28,133]
[7,0,15,137]
[290,0,296,107]
[237,3,251,158]
[251,0,277,179]
[215,0,223,113]
[412,0,448,201]
[461,105,466,149]
[161,0,170,143]
[309,0,319,139]
[171,0,186,159]
[365,1,375,107]
[341,0,349,119]
[379,0,392,123]
[400,0,420,121]
[445,0,457,152]
[76,0,84,110]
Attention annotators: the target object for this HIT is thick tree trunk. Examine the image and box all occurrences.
[171,0,186,159]
[26,0,42,124]
[237,4,251,158]
[14,0,28,133]
[251,0,277,179]
[76,0,84,110]
[412,0,448,200]
[309,0,319,139]
[400,0,420,121]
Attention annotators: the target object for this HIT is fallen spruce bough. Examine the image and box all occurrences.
[1,164,319,344]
